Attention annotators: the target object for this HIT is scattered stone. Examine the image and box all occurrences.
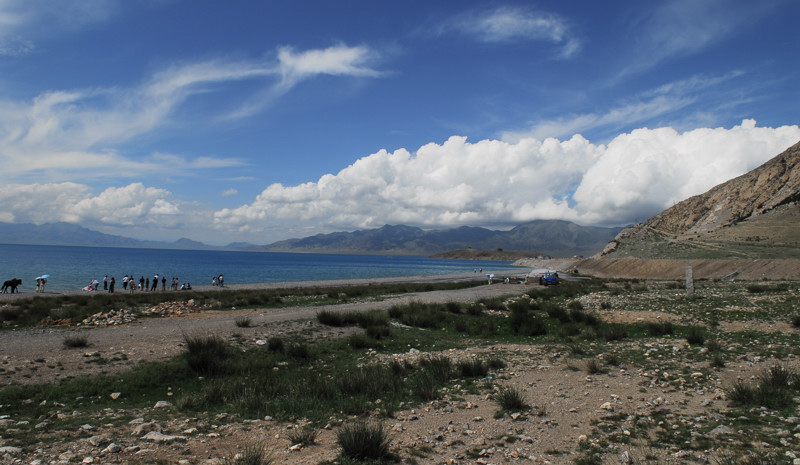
[103,443,122,454]
[154,400,173,409]
[82,309,137,326]
[132,421,161,436]
[88,434,109,447]
[143,431,186,442]
[142,300,200,317]
[0,446,22,454]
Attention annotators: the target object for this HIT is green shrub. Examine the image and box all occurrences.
[686,327,705,346]
[410,371,437,401]
[222,441,271,465]
[286,343,311,360]
[365,324,391,340]
[457,359,488,378]
[495,386,530,412]
[336,421,392,462]
[418,355,453,381]
[726,366,798,410]
[267,337,284,352]
[600,325,628,342]
[645,321,673,336]
[317,310,345,326]
[183,334,230,376]
[234,316,251,328]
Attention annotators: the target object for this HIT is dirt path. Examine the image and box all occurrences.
[0,281,526,386]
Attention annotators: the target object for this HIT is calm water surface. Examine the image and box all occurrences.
[0,244,525,292]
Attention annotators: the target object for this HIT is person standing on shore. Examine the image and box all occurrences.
[162,275,166,291]
[122,275,128,290]
[103,275,108,291]
[109,276,115,293]
[219,274,224,287]
[151,274,158,291]
[139,276,145,290]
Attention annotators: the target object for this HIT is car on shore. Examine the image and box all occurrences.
[539,271,559,286]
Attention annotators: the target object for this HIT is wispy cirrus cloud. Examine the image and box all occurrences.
[439,5,580,58]
[502,72,746,141]
[229,44,384,118]
[617,0,781,78]
[0,43,383,182]
[0,0,120,56]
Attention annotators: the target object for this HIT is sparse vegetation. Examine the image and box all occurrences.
[62,334,89,348]
[2,277,799,463]
[336,421,394,463]
[494,386,530,413]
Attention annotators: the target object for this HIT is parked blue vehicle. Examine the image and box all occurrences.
[540,271,559,286]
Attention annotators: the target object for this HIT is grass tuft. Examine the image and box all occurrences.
[336,421,393,462]
[62,334,89,349]
[222,441,271,465]
[495,386,530,413]
[183,334,230,376]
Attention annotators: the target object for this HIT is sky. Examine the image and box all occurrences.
[0,0,799,245]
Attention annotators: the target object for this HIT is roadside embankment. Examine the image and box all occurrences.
[513,257,800,280]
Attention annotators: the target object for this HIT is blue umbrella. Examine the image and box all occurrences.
[40,274,50,279]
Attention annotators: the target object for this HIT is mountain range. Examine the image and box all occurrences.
[254,221,622,257]
[0,220,622,258]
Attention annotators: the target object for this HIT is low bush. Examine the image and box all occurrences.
[183,334,230,376]
[336,421,393,463]
[62,334,89,349]
[286,343,311,360]
[686,327,705,346]
[234,316,251,328]
[222,441,271,465]
[495,386,530,413]
[457,359,488,378]
[645,321,674,336]
[287,426,318,447]
[266,337,284,352]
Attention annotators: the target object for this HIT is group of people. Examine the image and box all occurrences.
[211,274,224,287]
[81,274,195,293]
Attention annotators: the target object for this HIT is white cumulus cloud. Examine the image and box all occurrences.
[0,182,179,227]
[214,121,800,237]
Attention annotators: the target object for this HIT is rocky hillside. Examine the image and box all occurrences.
[602,140,800,259]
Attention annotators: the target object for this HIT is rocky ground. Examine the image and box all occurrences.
[1,278,799,464]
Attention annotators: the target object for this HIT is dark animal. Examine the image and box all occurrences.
[1,278,22,293]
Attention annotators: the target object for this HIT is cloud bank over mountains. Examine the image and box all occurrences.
[4,120,796,243]
[213,120,800,235]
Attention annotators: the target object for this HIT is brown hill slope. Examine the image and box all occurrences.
[603,140,800,259]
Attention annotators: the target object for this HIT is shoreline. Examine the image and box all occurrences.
[0,270,524,302]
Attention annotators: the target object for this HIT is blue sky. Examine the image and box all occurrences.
[0,0,799,245]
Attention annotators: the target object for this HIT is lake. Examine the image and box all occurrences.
[0,244,526,292]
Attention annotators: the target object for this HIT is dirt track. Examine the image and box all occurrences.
[515,257,800,280]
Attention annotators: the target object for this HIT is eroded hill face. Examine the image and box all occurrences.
[603,141,800,259]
